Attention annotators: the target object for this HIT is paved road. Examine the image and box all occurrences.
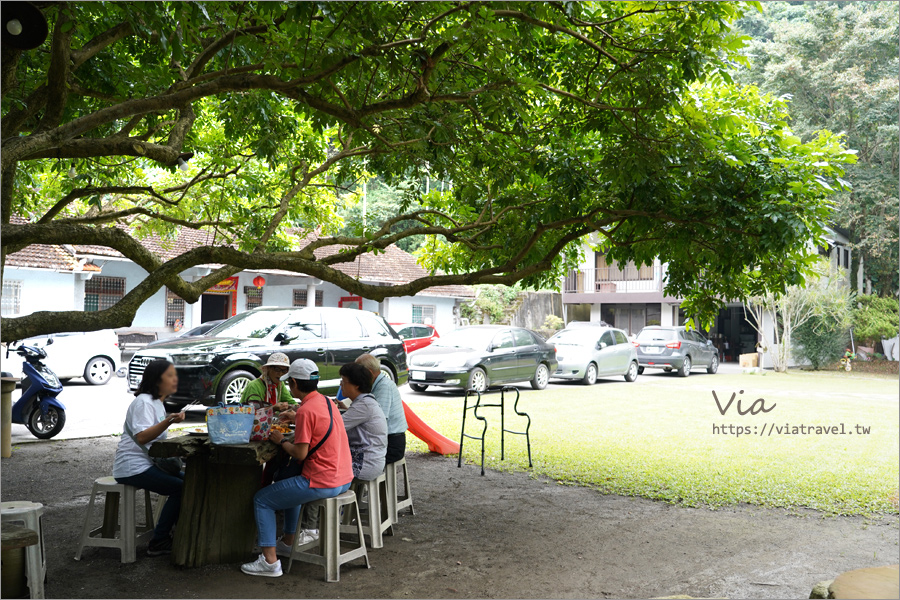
[8,362,744,444]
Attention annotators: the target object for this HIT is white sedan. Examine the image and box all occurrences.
[3,330,121,385]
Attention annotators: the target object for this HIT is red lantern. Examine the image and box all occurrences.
[252,275,266,288]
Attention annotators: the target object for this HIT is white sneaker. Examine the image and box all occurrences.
[301,529,319,543]
[275,539,293,557]
[241,554,283,577]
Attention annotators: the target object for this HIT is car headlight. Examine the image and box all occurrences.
[170,353,213,365]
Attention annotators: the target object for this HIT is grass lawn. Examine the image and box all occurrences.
[404,369,899,516]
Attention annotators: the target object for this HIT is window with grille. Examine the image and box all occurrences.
[412,304,435,325]
[84,276,125,312]
[1,280,22,316]
[292,289,324,307]
[165,288,185,327]
[244,286,264,310]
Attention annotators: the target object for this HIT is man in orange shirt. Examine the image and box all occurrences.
[241,359,353,578]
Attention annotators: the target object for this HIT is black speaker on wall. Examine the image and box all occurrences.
[1,2,49,50]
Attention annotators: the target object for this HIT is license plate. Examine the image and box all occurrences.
[643,347,661,354]
[410,370,425,380]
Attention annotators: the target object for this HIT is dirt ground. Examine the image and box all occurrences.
[2,436,897,599]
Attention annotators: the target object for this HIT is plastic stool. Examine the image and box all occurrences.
[1,501,46,599]
[385,457,415,523]
[286,490,369,582]
[344,473,392,549]
[73,477,156,563]
[153,495,167,527]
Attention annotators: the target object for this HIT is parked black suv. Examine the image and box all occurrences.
[127,307,408,407]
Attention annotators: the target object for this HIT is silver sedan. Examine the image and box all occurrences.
[549,327,639,385]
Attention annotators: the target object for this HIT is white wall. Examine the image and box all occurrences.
[17,262,463,336]
[384,295,459,332]
[4,268,77,315]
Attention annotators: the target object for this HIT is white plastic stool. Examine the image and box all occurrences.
[1,501,46,599]
[73,477,156,563]
[286,489,369,582]
[344,473,392,549]
[153,495,167,527]
[385,457,415,523]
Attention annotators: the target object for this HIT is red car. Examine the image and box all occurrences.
[390,323,440,354]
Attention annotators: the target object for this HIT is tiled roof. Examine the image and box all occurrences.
[12,218,473,298]
[302,236,474,298]
[5,216,100,272]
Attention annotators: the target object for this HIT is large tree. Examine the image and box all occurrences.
[736,1,899,295]
[2,1,854,341]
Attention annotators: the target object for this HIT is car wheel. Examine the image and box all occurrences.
[58,378,72,384]
[707,355,719,374]
[27,405,66,439]
[217,369,255,404]
[678,356,692,377]
[467,367,488,393]
[624,361,639,382]
[84,356,114,385]
[530,363,550,390]
[582,363,598,385]
[409,383,428,392]
[637,367,645,375]
[380,363,396,384]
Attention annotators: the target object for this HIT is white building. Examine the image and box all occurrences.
[2,221,473,341]
[561,228,858,366]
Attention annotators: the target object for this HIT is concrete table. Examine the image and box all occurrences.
[149,434,282,567]
[829,564,899,600]
[1,377,20,458]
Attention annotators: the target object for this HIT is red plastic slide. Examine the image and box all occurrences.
[403,401,460,455]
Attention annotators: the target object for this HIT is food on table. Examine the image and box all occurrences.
[271,423,291,434]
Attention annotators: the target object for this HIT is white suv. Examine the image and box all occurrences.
[4,330,121,385]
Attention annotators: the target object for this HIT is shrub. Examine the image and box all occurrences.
[852,295,899,346]
[461,285,521,324]
[793,314,849,370]
[543,315,564,330]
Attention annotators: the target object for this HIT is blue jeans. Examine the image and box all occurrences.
[116,466,184,543]
[253,476,351,548]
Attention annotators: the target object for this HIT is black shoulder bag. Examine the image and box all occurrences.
[273,396,333,481]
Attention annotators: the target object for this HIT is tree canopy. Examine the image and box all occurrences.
[736,1,899,295]
[1,1,855,341]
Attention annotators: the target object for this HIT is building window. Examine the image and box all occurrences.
[165,288,185,327]
[595,254,652,282]
[1,280,22,316]
[84,276,125,311]
[244,286,264,310]
[292,289,324,307]
[412,304,435,325]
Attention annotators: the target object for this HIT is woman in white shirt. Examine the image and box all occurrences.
[113,360,186,556]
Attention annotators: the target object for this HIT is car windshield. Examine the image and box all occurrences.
[549,329,602,345]
[636,329,677,342]
[431,328,495,349]
[205,311,291,339]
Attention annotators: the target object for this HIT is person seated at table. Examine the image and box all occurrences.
[355,353,407,464]
[241,359,352,578]
[338,362,387,481]
[241,352,295,408]
[113,359,186,557]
